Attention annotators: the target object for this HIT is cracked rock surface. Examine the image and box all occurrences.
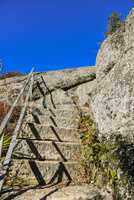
[12,185,113,200]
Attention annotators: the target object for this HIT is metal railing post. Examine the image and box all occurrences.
[0,68,34,193]
[0,68,34,158]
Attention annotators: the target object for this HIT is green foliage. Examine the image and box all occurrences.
[2,133,11,157]
[79,115,129,196]
[80,73,96,80]
[106,12,123,36]
[5,175,37,188]
[90,73,96,79]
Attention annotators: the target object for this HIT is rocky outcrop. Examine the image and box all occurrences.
[88,7,134,199]
[33,67,96,101]
[12,185,112,200]
[90,8,134,142]
[0,75,27,104]
[0,67,96,107]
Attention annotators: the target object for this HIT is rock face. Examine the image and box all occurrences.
[0,75,26,103]
[90,8,134,142]
[45,185,112,200]
[12,185,112,200]
[0,67,96,106]
[33,67,96,101]
[96,8,133,82]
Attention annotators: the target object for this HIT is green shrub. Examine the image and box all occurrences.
[105,12,123,36]
[79,115,129,197]
[90,73,96,79]
[2,133,11,153]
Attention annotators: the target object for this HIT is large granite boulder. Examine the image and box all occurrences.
[96,8,134,83]
[90,8,134,142]
[33,67,96,100]
[89,8,134,199]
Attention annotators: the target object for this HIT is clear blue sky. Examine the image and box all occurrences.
[0,0,133,73]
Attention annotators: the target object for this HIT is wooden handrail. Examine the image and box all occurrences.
[0,68,34,192]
